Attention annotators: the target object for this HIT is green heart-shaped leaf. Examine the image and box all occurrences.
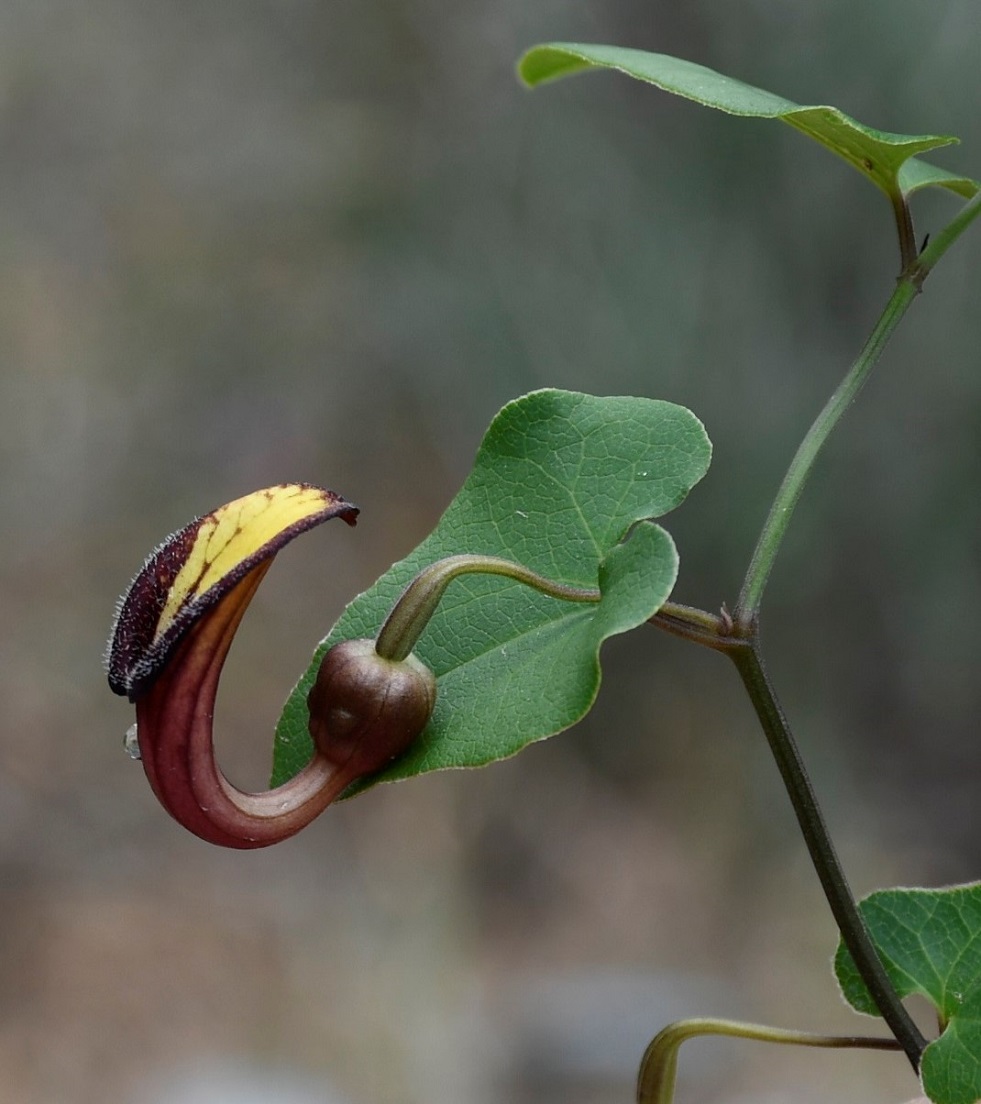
[272,389,711,789]
[835,883,981,1104]
[519,43,978,203]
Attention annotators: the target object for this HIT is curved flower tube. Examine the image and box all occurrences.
[134,561,366,847]
[107,484,362,849]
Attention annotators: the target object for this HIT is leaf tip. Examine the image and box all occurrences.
[517,44,589,89]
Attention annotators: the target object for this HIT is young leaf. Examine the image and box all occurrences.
[835,883,981,1104]
[273,389,711,788]
[519,44,977,203]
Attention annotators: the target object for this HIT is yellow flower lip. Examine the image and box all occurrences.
[107,483,361,849]
[108,483,358,701]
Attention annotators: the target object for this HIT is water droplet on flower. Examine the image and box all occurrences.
[124,722,141,760]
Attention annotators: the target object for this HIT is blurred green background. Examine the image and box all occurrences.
[2,1,979,1101]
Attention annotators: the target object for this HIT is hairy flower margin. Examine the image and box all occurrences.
[106,483,364,849]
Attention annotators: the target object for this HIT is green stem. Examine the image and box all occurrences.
[735,276,918,625]
[736,186,981,626]
[647,608,926,1067]
[637,1015,901,1104]
[646,187,981,1082]
[727,642,927,1070]
[375,554,599,662]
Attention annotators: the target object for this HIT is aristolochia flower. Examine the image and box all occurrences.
[107,483,360,848]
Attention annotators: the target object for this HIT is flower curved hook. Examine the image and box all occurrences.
[108,484,602,850]
[107,483,363,849]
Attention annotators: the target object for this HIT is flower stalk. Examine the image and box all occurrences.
[637,1016,901,1104]
[375,553,599,662]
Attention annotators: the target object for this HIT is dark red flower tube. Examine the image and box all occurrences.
[107,484,364,849]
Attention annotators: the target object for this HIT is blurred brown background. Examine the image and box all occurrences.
[2,1,980,1101]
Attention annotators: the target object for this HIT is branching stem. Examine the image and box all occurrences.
[643,187,981,1070]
